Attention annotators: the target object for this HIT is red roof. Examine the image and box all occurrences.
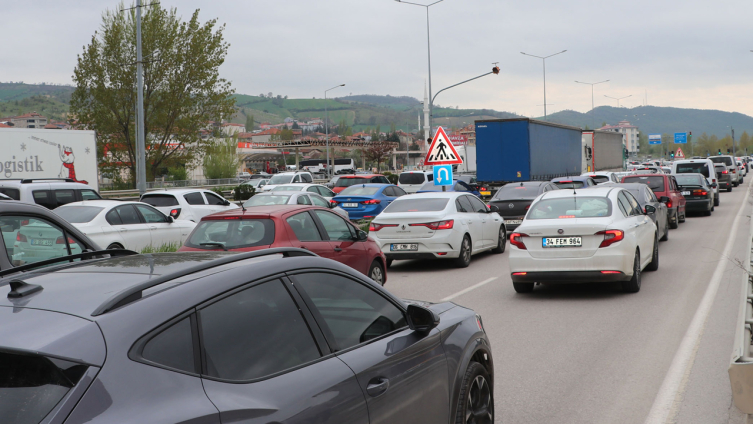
[222,122,245,127]
[253,128,281,136]
[0,123,11,128]
[237,132,254,139]
[14,112,45,119]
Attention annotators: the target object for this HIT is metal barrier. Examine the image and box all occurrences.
[729,212,753,413]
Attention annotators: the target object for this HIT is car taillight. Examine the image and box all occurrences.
[361,199,381,204]
[409,220,454,230]
[692,189,707,196]
[722,170,728,174]
[330,200,338,206]
[525,204,531,211]
[480,187,487,191]
[369,222,397,231]
[20,220,29,226]
[596,230,624,248]
[56,236,75,245]
[169,208,181,219]
[510,232,528,250]
[666,199,672,208]
[16,232,27,242]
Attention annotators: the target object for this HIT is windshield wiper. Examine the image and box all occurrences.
[0,249,138,278]
[200,242,228,251]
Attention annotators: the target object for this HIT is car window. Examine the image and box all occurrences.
[115,205,142,225]
[646,187,658,202]
[32,190,54,209]
[135,204,168,223]
[204,192,227,206]
[338,186,380,196]
[624,191,643,215]
[105,209,122,225]
[80,189,101,200]
[467,196,488,213]
[529,197,612,219]
[306,186,319,194]
[617,193,630,216]
[244,195,291,206]
[287,212,322,241]
[319,186,334,197]
[398,173,426,185]
[375,176,390,184]
[384,198,449,213]
[296,195,312,205]
[293,272,407,350]
[141,194,179,207]
[670,177,679,191]
[199,280,321,381]
[383,187,395,197]
[427,174,433,182]
[184,192,206,205]
[292,175,301,183]
[53,190,76,207]
[0,188,20,200]
[309,194,329,208]
[54,206,104,223]
[393,187,407,196]
[301,174,313,183]
[0,216,83,267]
[185,219,275,250]
[457,196,475,214]
[455,199,468,213]
[141,317,196,373]
[453,182,469,192]
[313,210,353,241]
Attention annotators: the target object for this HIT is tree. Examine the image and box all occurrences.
[71,4,235,183]
[245,114,255,132]
[203,138,239,179]
[364,142,394,172]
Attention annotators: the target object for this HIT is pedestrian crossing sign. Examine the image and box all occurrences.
[424,126,464,166]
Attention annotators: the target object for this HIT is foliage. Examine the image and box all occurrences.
[203,139,240,179]
[0,94,70,121]
[364,142,394,172]
[355,218,373,233]
[140,242,180,253]
[70,3,236,183]
[382,171,399,185]
[166,166,188,181]
[245,114,254,131]
[233,183,255,201]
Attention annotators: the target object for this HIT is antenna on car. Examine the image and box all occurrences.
[238,201,246,212]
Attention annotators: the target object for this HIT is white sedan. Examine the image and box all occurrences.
[272,183,337,200]
[368,192,506,268]
[54,200,196,252]
[508,187,658,293]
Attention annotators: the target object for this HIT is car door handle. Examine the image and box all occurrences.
[118,228,127,232]
[334,247,342,252]
[366,377,389,397]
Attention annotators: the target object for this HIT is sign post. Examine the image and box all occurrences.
[425,126,463,191]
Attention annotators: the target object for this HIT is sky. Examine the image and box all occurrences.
[3,0,753,118]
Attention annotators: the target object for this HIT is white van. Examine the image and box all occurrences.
[672,159,719,206]
[0,179,101,209]
[261,171,314,192]
[397,170,433,194]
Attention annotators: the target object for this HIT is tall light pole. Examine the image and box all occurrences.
[325,84,345,179]
[395,0,445,138]
[575,79,609,129]
[604,94,632,107]
[520,50,567,120]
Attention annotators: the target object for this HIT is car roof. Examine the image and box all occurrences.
[341,174,383,178]
[201,204,323,220]
[141,189,209,195]
[624,173,666,178]
[552,176,593,182]
[401,191,466,198]
[58,200,143,208]
[540,186,615,199]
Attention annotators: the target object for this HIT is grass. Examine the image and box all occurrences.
[140,242,181,253]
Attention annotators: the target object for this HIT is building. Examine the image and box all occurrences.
[599,120,639,153]
[10,112,48,129]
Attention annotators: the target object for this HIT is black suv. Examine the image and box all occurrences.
[0,248,494,424]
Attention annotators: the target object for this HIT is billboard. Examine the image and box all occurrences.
[449,134,468,146]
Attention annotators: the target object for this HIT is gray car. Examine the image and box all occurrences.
[0,248,494,424]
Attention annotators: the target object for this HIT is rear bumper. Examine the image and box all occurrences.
[509,245,634,278]
[684,199,712,211]
[511,271,628,283]
[374,230,462,259]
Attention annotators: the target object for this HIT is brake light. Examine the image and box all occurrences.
[596,230,624,248]
[329,200,338,206]
[16,232,27,242]
[409,220,454,230]
[692,189,707,196]
[666,199,672,208]
[558,215,576,219]
[56,236,75,245]
[205,216,241,220]
[601,271,622,274]
[369,222,397,232]
[512,272,527,275]
[722,170,728,174]
[169,208,181,219]
[480,187,487,191]
[510,232,528,250]
[361,199,381,204]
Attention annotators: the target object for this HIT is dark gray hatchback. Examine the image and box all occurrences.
[0,248,494,424]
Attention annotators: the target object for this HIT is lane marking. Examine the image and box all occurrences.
[644,183,751,424]
[441,277,497,302]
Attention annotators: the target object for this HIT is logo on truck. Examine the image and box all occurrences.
[58,145,88,185]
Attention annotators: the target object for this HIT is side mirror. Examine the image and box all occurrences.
[645,205,656,214]
[488,204,500,213]
[357,230,368,241]
[223,200,231,206]
[166,216,174,223]
[659,196,670,203]
[406,304,440,333]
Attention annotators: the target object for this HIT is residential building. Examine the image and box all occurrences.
[599,120,639,153]
[11,112,47,129]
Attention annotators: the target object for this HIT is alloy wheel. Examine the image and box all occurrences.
[370,266,384,285]
[463,238,471,263]
[465,375,493,424]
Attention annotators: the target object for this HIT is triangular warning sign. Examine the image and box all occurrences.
[675,147,685,159]
[424,127,463,165]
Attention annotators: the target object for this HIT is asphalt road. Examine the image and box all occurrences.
[385,180,753,424]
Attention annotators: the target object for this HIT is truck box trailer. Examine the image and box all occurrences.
[0,128,98,190]
[475,118,582,184]
[452,145,476,174]
[582,130,624,173]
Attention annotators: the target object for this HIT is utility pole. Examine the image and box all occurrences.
[135,0,146,194]
[521,50,567,120]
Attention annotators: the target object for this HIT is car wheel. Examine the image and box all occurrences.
[455,235,472,268]
[679,211,686,223]
[660,221,669,241]
[107,243,124,250]
[368,260,385,286]
[386,259,393,268]
[491,226,506,254]
[714,196,719,207]
[669,211,678,229]
[728,186,733,192]
[704,209,712,216]
[622,251,641,293]
[454,361,494,424]
[646,236,659,271]
[513,282,534,293]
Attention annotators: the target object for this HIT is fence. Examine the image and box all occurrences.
[729,212,753,413]
[100,178,244,192]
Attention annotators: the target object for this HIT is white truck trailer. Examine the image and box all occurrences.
[581,130,624,173]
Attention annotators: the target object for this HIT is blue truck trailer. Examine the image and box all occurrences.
[476,118,583,184]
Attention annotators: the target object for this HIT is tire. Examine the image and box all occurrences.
[622,251,642,293]
[646,236,659,271]
[491,226,506,254]
[386,259,393,268]
[454,361,494,424]
[660,220,669,241]
[704,209,712,216]
[728,186,733,192]
[714,195,719,207]
[455,235,472,268]
[513,282,534,293]
[107,243,124,250]
[368,260,385,286]
[669,211,679,229]
[679,210,686,223]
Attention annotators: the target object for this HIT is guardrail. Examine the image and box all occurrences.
[729,209,753,413]
[99,178,331,200]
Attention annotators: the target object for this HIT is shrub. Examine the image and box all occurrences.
[233,184,255,201]
[140,242,180,253]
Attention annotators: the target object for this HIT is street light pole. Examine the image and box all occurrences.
[430,67,499,117]
[604,94,632,108]
[395,0,445,138]
[135,0,146,194]
[324,84,345,179]
[575,79,609,129]
[521,50,567,120]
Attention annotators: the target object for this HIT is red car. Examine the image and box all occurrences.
[332,174,391,194]
[621,173,686,229]
[178,205,388,285]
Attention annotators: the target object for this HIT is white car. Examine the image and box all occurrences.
[397,170,434,194]
[508,187,658,294]
[140,189,239,222]
[261,171,315,192]
[672,158,719,206]
[580,172,620,184]
[0,179,101,209]
[368,192,506,268]
[243,191,349,219]
[54,200,196,251]
[273,183,337,200]
[737,160,747,180]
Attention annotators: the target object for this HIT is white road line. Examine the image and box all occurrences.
[644,184,751,424]
[441,277,498,302]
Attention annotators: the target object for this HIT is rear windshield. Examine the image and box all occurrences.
[269,174,295,185]
[243,195,291,206]
[274,185,303,191]
[185,219,275,250]
[398,173,427,185]
[54,206,104,223]
[528,197,611,219]
[710,156,733,166]
[336,177,370,187]
[383,198,448,213]
[623,176,665,191]
[675,162,710,177]
[141,194,179,207]
[553,181,585,189]
[338,186,380,196]
[590,175,610,184]
[675,175,705,186]
[0,351,88,424]
[0,188,20,200]
[494,185,541,199]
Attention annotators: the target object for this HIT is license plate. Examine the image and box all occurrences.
[506,220,522,225]
[480,191,491,196]
[682,191,690,196]
[342,203,358,208]
[30,238,53,246]
[391,243,418,251]
[543,237,582,247]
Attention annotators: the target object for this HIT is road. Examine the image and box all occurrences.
[386,180,752,424]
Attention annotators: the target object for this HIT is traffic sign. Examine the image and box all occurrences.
[425,127,463,165]
[433,165,453,186]
[649,134,662,145]
[674,132,687,144]
[675,147,685,159]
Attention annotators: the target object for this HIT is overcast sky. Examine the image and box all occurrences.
[3,0,753,118]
